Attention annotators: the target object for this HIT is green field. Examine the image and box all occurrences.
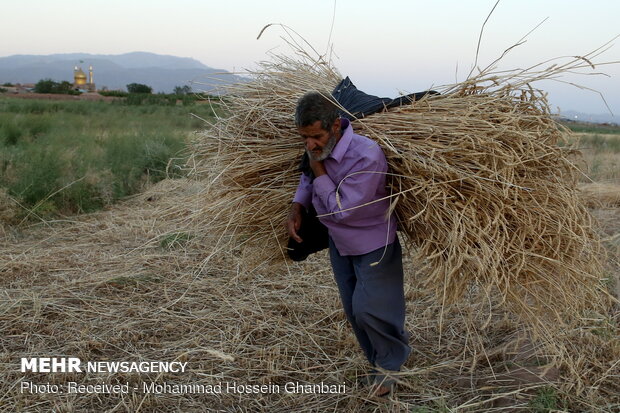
[0,97,218,221]
[561,120,620,135]
[558,120,620,183]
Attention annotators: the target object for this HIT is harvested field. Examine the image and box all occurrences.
[1,178,618,411]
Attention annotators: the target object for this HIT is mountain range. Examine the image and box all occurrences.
[1,52,617,125]
[555,110,618,125]
[0,52,242,93]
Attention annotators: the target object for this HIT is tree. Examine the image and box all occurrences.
[34,79,81,95]
[34,78,55,94]
[126,83,152,94]
[173,85,191,95]
[57,81,74,94]
[33,79,80,95]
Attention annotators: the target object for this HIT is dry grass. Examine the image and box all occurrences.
[1,178,618,412]
[582,151,620,183]
[565,132,620,183]
[579,183,620,208]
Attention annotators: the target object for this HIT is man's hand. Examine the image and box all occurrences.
[309,158,327,177]
[286,202,303,243]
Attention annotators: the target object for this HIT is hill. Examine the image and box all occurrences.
[0,51,243,93]
[558,110,619,125]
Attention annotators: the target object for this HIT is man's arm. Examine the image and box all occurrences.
[286,202,303,243]
[292,173,312,210]
[286,173,313,242]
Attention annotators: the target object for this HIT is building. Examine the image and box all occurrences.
[73,65,96,92]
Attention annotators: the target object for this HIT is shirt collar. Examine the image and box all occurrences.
[329,118,353,163]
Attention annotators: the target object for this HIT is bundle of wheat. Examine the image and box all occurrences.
[189,41,614,325]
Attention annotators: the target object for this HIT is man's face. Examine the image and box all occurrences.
[298,119,339,161]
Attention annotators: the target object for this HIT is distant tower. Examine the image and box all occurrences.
[88,65,93,85]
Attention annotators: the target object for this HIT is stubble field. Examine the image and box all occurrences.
[0,98,619,412]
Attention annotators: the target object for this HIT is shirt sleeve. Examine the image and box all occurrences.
[292,173,313,210]
[312,147,388,224]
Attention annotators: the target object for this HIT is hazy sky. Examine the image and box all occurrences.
[1,0,619,115]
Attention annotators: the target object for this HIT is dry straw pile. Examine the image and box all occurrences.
[191,35,615,325]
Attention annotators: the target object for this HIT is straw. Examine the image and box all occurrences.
[189,42,614,327]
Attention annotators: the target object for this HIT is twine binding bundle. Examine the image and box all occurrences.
[190,36,615,324]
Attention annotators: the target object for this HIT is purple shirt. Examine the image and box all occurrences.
[293,118,397,256]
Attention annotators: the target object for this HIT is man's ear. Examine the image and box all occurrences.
[332,117,340,135]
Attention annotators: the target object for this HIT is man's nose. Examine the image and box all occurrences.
[305,139,317,151]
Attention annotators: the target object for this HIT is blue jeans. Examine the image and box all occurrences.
[329,236,410,371]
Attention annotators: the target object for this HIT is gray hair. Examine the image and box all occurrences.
[294,91,339,130]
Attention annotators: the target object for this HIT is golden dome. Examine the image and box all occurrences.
[74,67,87,85]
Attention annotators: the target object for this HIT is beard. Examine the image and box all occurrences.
[307,133,338,161]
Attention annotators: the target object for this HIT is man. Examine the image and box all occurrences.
[286,91,410,396]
